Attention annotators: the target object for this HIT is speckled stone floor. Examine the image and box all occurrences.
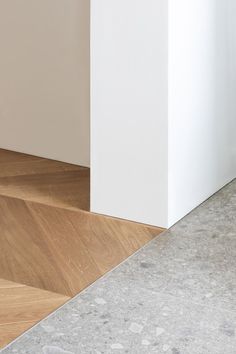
[2,180,236,354]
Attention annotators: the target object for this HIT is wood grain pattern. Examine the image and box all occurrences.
[0,149,85,177]
[0,278,69,349]
[0,194,162,297]
[0,149,89,211]
[0,158,87,177]
[0,170,90,211]
[0,149,39,164]
[0,148,164,347]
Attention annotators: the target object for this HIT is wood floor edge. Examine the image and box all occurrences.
[0,278,71,350]
[0,193,165,232]
[89,210,166,231]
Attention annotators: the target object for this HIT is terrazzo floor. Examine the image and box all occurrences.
[2,180,236,354]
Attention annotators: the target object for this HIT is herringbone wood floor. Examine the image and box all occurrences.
[0,149,164,348]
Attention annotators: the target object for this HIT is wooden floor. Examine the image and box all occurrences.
[0,149,90,211]
[0,278,69,349]
[0,149,164,348]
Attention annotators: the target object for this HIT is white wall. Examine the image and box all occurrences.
[91,0,169,227]
[0,0,90,166]
[168,0,236,226]
[91,0,235,228]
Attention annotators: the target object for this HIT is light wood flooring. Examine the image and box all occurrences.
[0,149,164,348]
[0,278,69,349]
[0,149,90,211]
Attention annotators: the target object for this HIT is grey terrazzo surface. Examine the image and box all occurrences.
[2,180,236,354]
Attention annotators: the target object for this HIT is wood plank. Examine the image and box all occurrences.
[0,194,163,297]
[0,170,90,211]
[0,278,70,349]
[1,199,68,294]
[0,159,86,178]
[0,149,86,177]
[69,210,159,274]
[0,149,90,211]
[0,195,95,296]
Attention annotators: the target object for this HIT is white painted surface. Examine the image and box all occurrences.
[1,1,233,227]
[92,0,235,228]
[0,0,90,166]
[91,0,168,227]
[168,0,236,226]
